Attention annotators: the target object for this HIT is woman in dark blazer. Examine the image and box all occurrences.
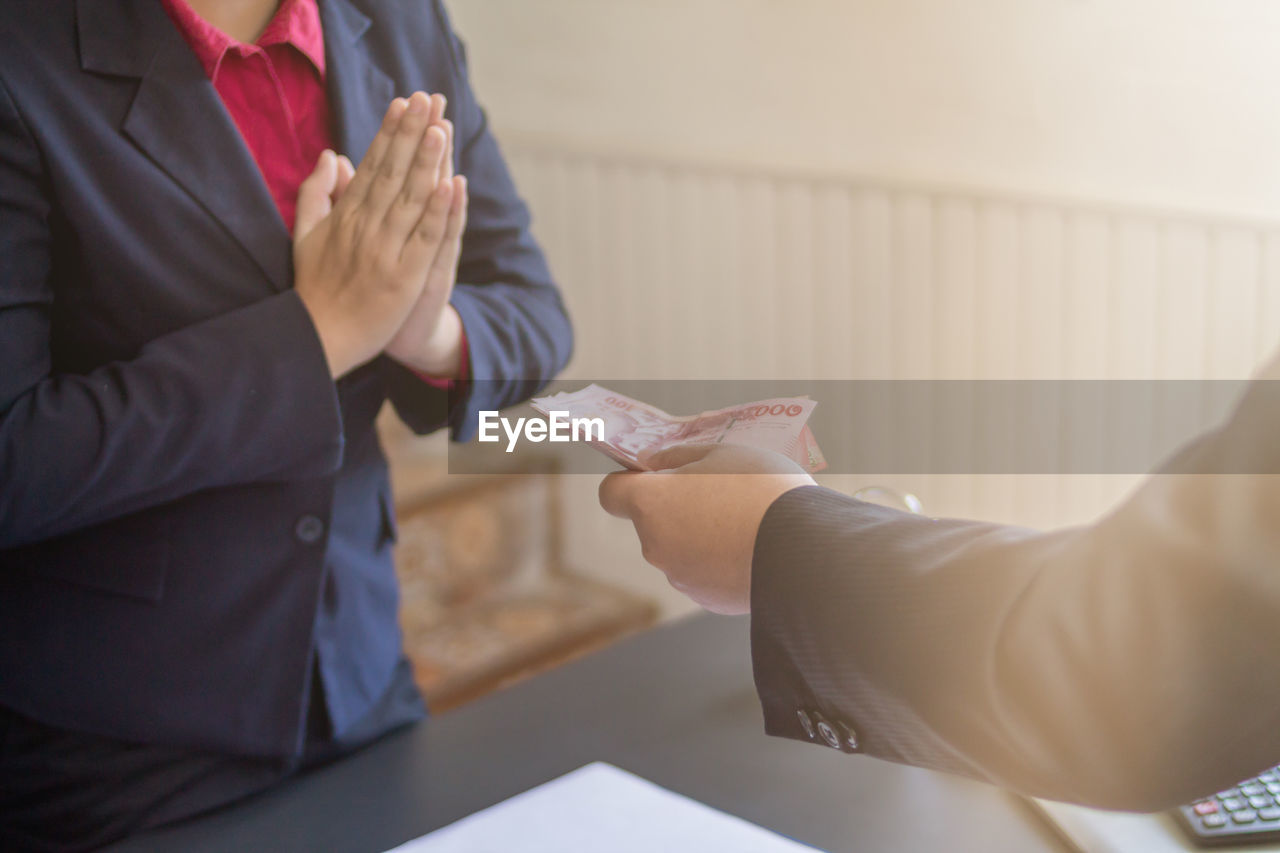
[0,0,571,848]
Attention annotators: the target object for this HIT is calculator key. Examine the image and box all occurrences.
[1268,783,1280,795]
[1219,789,1242,800]
[1242,784,1267,796]
[1194,801,1220,816]
[1233,810,1259,825]
[1261,774,1279,784]
[1221,797,1245,811]
[1260,807,1280,821]
[1202,814,1227,828]
[1250,795,1270,809]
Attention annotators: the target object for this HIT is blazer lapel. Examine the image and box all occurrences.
[320,0,396,165]
[78,0,292,293]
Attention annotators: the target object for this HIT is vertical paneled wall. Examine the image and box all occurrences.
[498,143,1280,614]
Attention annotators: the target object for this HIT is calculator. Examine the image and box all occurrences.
[1175,765,1280,846]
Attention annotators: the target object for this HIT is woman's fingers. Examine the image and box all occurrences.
[294,149,338,240]
[436,175,467,260]
[361,91,435,221]
[382,122,448,245]
[400,174,455,269]
[334,97,408,212]
[333,155,355,200]
[308,93,463,282]
[417,175,468,296]
[438,119,454,186]
[426,93,446,129]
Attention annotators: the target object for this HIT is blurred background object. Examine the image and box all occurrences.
[388,0,1280,673]
[381,415,655,711]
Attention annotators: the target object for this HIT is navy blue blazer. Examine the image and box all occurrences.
[0,0,571,757]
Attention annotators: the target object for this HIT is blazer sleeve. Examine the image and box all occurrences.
[381,1,573,441]
[0,72,345,549]
[750,366,1280,812]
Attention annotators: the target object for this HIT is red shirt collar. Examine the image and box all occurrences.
[160,0,326,81]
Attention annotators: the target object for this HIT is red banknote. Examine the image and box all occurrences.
[530,384,827,473]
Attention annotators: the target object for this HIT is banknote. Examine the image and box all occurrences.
[530,384,828,473]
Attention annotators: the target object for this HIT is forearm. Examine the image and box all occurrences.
[0,292,343,548]
[386,273,572,439]
[386,303,465,378]
[750,475,1280,811]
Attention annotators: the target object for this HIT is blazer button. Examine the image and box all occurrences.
[816,718,843,751]
[797,709,816,739]
[295,515,325,544]
[839,722,859,751]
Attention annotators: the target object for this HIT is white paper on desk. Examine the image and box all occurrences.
[383,762,822,853]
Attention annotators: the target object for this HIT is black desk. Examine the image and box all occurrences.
[106,614,1066,852]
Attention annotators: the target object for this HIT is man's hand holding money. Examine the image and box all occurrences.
[598,444,815,614]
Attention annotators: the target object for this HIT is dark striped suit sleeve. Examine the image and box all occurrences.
[750,402,1280,813]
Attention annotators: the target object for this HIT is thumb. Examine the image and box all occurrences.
[599,471,644,519]
[641,443,717,472]
[295,150,338,240]
[334,155,356,198]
